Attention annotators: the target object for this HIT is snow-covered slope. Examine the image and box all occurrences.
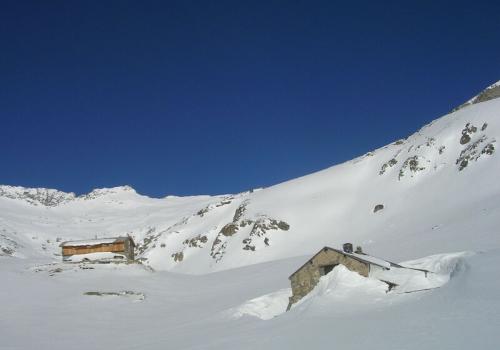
[2,82,500,350]
[2,92,499,273]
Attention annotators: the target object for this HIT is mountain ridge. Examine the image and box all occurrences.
[3,80,499,207]
[1,82,500,275]
[452,79,500,111]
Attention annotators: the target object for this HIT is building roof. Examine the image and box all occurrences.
[288,246,396,279]
[59,236,135,248]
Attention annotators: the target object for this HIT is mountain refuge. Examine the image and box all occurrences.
[60,236,136,262]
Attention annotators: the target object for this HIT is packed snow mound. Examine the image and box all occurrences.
[400,251,472,273]
[64,252,127,262]
[230,288,291,320]
[232,252,471,320]
[372,251,473,293]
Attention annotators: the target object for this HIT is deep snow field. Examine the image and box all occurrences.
[1,250,500,349]
[1,83,500,349]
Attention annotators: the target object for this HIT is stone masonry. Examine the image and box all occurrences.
[287,247,371,310]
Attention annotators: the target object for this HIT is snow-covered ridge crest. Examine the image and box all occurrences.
[453,79,500,111]
[0,185,76,206]
[0,184,141,207]
[81,185,138,200]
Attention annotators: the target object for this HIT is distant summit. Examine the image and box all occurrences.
[0,185,76,206]
[453,80,500,111]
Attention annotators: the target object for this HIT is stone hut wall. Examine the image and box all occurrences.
[287,249,370,309]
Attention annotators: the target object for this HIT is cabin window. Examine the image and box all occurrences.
[319,264,338,276]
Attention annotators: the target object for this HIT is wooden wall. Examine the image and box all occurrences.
[62,242,125,256]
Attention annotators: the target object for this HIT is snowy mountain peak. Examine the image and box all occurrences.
[82,185,138,200]
[453,79,500,111]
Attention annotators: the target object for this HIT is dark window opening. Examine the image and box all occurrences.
[319,264,338,276]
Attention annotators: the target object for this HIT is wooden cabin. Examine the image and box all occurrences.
[60,236,135,262]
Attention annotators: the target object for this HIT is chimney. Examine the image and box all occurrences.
[343,243,353,253]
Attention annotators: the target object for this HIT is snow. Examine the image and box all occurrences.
[373,251,471,292]
[64,252,127,262]
[1,85,500,348]
[231,251,468,321]
[348,252,392,269]
[1,250,499,349]
[230,288,291,320]
[61,238,122,247]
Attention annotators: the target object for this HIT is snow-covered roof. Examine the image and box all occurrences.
[289,246,395,278]
[347,251,393,269]
[60,236,134,247]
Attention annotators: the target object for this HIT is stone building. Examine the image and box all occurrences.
[60,236,135,262]
[286,243,399,310]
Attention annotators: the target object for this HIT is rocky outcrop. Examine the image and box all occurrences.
[454,121,496,171]
[453,81,500,112]
[232,202,248,222]
[456,135,496,171]
[379,158,398,175]
[183,235,208,248]
[0,229,21,257]
[135,227,161,256]
[196,197,233,217]
[460,123,478,145]
[171,251,184,262]
[398,156,427,180]
[241,217,290,251]
[220,223,239,237]
[210,202,290,262]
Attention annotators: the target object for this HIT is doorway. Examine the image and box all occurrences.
[319,264,338,276]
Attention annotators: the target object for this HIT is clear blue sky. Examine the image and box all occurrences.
[1,1,499,197]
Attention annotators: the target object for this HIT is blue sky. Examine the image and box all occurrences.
[1,1,499,197]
